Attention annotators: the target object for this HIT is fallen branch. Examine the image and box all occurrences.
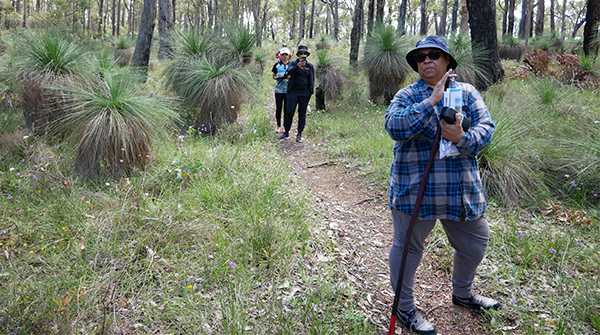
[306,160,338,168]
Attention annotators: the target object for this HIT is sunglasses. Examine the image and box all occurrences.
[413,50,442,63]
[297,52,309,56]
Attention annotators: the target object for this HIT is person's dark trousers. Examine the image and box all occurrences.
[284,93,311,134]
[274,93,287,128]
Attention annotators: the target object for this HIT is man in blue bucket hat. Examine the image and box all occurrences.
[384,35,499,334]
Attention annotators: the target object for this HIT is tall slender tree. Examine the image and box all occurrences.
[419,0,427,35]
[376,0,384,23]
[439,0,448,35]
[309,0,315,38]
[583,0,600,55]
[131,0,157,82]
[535,0,544,35]
[350,0,364,66]
[367,0,374,34]
[466,0,504,90]
[158,0,175,59]
[398,0,408,34]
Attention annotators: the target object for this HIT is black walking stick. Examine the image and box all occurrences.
[388,126,442,335]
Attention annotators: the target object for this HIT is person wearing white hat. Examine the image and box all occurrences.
[272,47,291,133]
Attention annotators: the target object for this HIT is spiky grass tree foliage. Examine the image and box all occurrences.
[479,90,546,205]
[316,34,332,50]
[499,35,526,60]
[113,36,133,66]
[50,68,179,180]
[4,30,87,135]
[164,55,253,133]
[223,25,257,64]
[173,29,220,59]
[362,24,411,105]
[314,49,344,110]
[448,33,491,89]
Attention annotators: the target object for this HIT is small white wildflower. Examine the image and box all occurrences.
[105,183,110,186]
[23,135,29,139]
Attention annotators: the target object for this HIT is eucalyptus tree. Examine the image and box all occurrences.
[349,0,364,65]
[583,0,600,55]
[131,0,157,82]
[466,0,503,90]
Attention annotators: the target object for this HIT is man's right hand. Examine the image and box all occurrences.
[428,70,455,106]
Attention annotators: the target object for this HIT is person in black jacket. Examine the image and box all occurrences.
[279,45,314,143]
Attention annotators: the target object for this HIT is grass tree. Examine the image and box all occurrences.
[314,49,344,110]
[223,25,257,65]
[448,33,492,89]
[113,36,134,66]
[164,55,254,134]
[498,35,526,60]
[50,68,179,180]
[2,29,87,135]
[362,24,411,105]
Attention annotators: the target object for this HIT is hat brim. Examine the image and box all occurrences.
[406,45,457,72]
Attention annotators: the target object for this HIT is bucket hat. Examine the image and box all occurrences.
[406,36,457,72]
[296,45,310,56]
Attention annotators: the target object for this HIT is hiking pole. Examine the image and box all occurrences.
[388,126,442,335]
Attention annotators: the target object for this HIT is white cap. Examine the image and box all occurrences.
[279,47,291,55]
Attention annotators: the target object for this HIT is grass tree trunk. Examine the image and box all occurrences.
[158,0,175,59]
[315,87,325,110]
[583,0,600,55]
[132,0,157,82]
[350,0,364,66]
[466,0,504,90]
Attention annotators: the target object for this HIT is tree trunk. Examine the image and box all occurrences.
[524,0,532,46]
[375,0,384,24]
[501,0,508,34]
[466,0,504,90]
[158,0,174,59]
[131,0,157,82]
[560,0,567,36]
[117,0,121,35]
[315,86,325,110]
[535,0,544,35]
[16,0,20,13]
[439,0,448,35]
[299,1,306,41]
[451,0,458,33]
[232,0,238,25]
[214,0,219,32]
[460,0,469,34]
[518,0,528,38]
[309,0,315,38]
[507,0,515,35]
[22,0,26,27]
[419,0,427,35]
[333,0,338,39]
[583,0,600,55]
[98,0,103,34]
[172,0,176,25]
[367,0,374,35]
[398,0,408,34]
[350,0,364,66]
[291,4,296,40]
[112,0,116,35]
[550,0,555,31]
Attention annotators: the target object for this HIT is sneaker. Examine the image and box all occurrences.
[396,308,437,335]
[295,133,302,142]
[278,131,289,140]
[452,294,501,311]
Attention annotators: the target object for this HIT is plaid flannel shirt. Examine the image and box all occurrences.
[385,78,495,222]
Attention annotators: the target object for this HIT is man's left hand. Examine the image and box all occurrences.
[440,113,464,143]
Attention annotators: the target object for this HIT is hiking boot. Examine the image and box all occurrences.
[396,308,437,335]
[278,131,289,140]
[452,294,501,311]
[295,133,302,142]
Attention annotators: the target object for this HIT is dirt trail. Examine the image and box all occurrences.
[269,95,494,334]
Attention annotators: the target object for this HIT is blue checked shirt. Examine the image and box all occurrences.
[385,78,495,222]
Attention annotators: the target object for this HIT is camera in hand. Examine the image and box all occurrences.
[301,56,307,62]
[440,107,471,131]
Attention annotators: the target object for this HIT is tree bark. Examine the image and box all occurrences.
[501,0,508,34]
[439,0,448,36]
[333,0,338,39]
[583,0,600,55]
[375,0,384,24]
[117,0,121,35]
[550,0,555,31]
[132,0,157,82]
[299,0,306,41]
[309,0,315,38]
[398,0,408,34]
[560,0,567,36]
[367,0,374,35]
[419,0,427,35]
[507,0,515,35]
[350,0,364,66]
[518,0,529,38]
[232,0,238,25]
[112,0,116,35]
[98,0,103,34]
[459,0,469,34]
[535,0,544,35]
[466,0,504,90]
[158,0,175,59]
[451,0,458,33]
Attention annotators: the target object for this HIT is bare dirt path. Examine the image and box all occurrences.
[268,95,493,334]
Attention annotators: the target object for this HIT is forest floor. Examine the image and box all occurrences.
[269,97,495,334]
